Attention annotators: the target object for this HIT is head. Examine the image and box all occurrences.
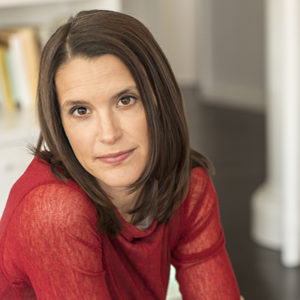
[36,10,205,235]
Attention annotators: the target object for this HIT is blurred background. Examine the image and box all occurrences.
[0,0,300,299]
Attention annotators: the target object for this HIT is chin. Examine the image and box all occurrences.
[96,170,143,189]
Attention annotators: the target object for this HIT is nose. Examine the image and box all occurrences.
[97,111,122,144]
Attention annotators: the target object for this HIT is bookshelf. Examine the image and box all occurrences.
[0,0,121,216]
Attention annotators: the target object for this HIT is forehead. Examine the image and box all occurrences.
[55,54,134,81]
[55,55,138,99]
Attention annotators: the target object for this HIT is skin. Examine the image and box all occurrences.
[55,54,149,221]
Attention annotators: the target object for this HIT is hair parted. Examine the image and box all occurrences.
[35,9,213,236]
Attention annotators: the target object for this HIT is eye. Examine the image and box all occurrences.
[117,96,137,107]
[71,106,90,117]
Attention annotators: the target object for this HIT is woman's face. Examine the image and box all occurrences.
[55,54,149,191]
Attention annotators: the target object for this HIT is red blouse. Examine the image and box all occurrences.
[0,157,240,299]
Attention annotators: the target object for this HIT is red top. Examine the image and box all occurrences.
[0,157,240,299]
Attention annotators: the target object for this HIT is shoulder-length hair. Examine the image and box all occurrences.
[35,9,213,236]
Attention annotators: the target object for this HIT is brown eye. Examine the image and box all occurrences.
[71,106,90,117]
[77,107,87,115]
[118,96,136,107]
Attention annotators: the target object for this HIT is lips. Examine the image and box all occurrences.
[97,148,135,165]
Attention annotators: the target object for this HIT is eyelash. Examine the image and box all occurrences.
[70,106,90,117]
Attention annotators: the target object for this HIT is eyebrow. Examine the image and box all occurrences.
[61,86,139,109]
[114,86,138,99]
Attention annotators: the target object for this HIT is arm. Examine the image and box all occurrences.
[171,168,241,299]
[7,183,111,300]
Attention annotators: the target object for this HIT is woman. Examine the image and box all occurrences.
[0,10,242,299]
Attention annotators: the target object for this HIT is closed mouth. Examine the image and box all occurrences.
[97,148,135,164]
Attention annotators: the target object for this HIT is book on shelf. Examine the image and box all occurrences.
[0,43,15,112]
[0,26,41,113]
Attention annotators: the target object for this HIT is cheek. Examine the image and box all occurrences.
[126,113,149,150]
[140,122,149,152]
[138,126,150,163]
[62,121,92,157]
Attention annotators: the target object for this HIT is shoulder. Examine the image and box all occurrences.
[189,166,211,193]
[5,156,96,224]
[10,156,91,211]
[8,156,98,231]
[180,167,217,224]
[186,166,213,206]
[19,182,98,229]
[4,182,103,279]
[8,156,62,202]
[170,167,224,259]
[6,181,99,262]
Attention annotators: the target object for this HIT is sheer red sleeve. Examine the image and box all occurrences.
[5,183,111,299]
[171,168,241,299]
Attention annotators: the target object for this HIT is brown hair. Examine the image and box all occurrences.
[35,9,213,236]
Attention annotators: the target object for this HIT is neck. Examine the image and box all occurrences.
[100,183,138,222]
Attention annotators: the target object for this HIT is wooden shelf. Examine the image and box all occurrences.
[0,0,119,9]
[0,0,121,27]
[0,0,77,8]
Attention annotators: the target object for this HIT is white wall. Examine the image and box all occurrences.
[197,0,265,111]
[122,0,198,86]
[123,0,265,112]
